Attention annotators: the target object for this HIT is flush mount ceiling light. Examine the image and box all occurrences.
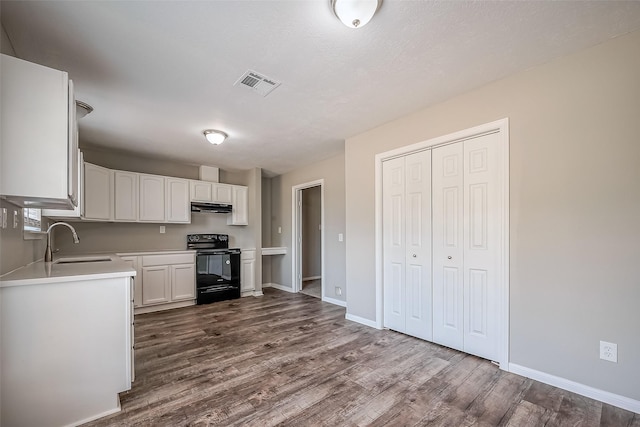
[76,100,93,119]
[203,129,228,145]
[332,0,381,28]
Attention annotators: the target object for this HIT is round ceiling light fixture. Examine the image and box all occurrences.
[332,0,381,29]
[203,129,228,145]
[76,100,94,119]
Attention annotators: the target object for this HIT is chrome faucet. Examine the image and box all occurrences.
[44,222,80,263]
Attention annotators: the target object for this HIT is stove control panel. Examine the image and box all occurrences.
[187,233,229,248]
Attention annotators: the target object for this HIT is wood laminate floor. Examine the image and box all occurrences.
[300,279,322,299]
[85,289,639,427]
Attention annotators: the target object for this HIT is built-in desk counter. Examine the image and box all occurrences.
[261,247,287,255]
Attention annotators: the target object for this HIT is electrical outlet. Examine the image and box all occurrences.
[600,341,617,363]
[159,226,166,234]
[278,226,282,234]
[335,286,342,296]
[338,233,344,242]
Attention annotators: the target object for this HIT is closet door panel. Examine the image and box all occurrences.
[383,157,406,332]
[404,150,432,340]
[463,133,501,361]
[432,143,464,351]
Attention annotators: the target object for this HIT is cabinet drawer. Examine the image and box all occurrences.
[142,253,194,266]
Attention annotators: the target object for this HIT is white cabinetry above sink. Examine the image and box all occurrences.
[1,54,79,209]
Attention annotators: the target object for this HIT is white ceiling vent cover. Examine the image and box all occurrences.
[234,70,281,97]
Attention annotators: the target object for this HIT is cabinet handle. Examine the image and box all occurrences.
[448,256,452,260]
[412,254,417,258]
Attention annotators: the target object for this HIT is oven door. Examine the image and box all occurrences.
[197,283,240,304]
[195,251,240,288]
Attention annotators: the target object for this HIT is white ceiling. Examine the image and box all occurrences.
[3,1,640,176]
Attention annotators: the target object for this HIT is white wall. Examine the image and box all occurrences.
[345,31,640,401]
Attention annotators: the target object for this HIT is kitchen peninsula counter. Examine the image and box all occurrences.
[0,253,135,427]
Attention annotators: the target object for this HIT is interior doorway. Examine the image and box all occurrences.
[292,180,324,299]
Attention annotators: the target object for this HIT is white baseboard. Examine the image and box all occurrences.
[509,363,640,414]
[253,290,264,297]
[322,296,346,307]
[345,313,381,329]
[302,276,321,282]
[67,401,121,427]
[262,283,295,293]
[134,300,195,315]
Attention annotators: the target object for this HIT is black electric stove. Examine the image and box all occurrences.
[187,234,241,304]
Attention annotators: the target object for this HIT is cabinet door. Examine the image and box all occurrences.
[120,256,142,307]
[67,80,79,207]
[84,162,113,220]
[227,185,248,226]
[190,180,212,202]
[139,174,165,222]
[0,54,73,207]
[141,266,170,305]
[43,150,84,218]
[212,183,233,204]
[166,178,190,223]
[114,171,139,221]
[240,250,256,294]
[171,264,195,301]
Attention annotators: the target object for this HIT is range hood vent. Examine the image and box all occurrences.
[191,202,232,214]
[234,69,281,97]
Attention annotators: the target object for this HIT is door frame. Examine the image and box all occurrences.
[374,118,510,369]
[291,180,325,297]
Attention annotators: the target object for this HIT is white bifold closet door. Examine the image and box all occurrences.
[432,133,502,361]
[382,150,432,341]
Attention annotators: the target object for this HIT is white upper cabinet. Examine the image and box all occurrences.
[1,54,79,208]
[190,180,213,202]
[139,174,166,222]
[166,178,190,223]
[84,162,113,221]
[114,171,139,221]
[43,151,84,219]
[212,183,233,204]
[227,185,248,226]
[189,180,233,204]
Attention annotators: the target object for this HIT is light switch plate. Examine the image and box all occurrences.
[1,208,6,229]
[159,226,166,234]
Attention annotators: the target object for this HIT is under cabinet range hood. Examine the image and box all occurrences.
[190,202,233,214]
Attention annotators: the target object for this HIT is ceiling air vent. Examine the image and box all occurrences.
[234,70,281,97]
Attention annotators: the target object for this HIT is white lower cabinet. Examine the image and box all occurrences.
[119,251,196,313]
[241,249,256,296]
[171,264,196,300]
[141,265,171,305]
[120,255,142,308]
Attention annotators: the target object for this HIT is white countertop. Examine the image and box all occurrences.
[0,253,136,288]
[117,249,196,256]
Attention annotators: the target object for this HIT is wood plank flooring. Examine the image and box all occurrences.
[84,289,639,427]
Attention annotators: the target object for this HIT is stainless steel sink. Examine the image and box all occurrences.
[54,256,113,264]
